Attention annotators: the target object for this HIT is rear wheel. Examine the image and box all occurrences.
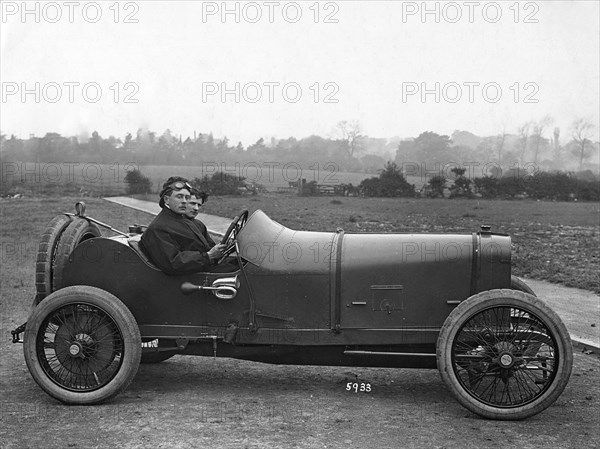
[52,218,101,291]
[34,215,73,305]
[23,286,141,404]
[437,289,572,420]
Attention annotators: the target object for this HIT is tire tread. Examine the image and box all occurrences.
[437,289,573,420]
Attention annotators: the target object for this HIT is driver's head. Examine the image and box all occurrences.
[185,188,209,219]
[159,177,192,213]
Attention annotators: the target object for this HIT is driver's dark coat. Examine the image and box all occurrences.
[140,207,217,274]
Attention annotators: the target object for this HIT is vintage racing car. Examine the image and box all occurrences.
[12,202,573,420]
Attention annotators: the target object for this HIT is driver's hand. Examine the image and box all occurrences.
[207,243,226,261]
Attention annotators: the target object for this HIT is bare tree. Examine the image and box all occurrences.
[495,127,507,163]
[552,127,561,166]
[516,121,532,165]
[531,115,553,164]
[336,120,363,157]
[571,119,596,171]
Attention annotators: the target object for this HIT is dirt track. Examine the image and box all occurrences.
[1,335,599,449]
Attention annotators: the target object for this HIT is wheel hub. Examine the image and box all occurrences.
[68,333,95,358]
[498,351,515,369]
[68,342,82,357]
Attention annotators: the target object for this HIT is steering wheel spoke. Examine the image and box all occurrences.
[217,210,248,264]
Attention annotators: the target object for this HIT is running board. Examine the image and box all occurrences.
[344,350,436,357]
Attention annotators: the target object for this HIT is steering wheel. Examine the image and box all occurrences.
[218,210,248,263]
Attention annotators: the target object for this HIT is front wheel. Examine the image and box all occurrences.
[23,286,141,404]
[511,275,536,296]
[437,289,572,420]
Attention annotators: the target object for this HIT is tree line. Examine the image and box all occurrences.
[2,117,597,175]
[314,163,600,201]
[124,162,598,202]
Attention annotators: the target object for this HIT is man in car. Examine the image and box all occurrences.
[140,177,225,274]
[185,187,217,247]
[185,187,243,271]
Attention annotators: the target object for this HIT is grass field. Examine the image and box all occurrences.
[1,195,598,295]
[2,161,428,198]
[138,164,412,192]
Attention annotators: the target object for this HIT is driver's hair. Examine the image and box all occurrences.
[189,188,209,203]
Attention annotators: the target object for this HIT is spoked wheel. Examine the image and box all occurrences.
[23,286,141,404]
[437,289,573,420]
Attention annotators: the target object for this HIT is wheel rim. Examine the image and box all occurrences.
[451,305,559,408]
[36,303,125,392]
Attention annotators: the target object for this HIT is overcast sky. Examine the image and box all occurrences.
[1,1,599,145]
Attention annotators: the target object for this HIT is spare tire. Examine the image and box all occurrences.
[52,218,101,291]
[34,215,73,305]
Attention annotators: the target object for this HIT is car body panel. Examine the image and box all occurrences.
[62,238,248,328]
[60,209,512,356]
[340,233,473,329]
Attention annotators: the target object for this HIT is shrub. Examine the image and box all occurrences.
[124,169,152,194]
[359,162,415,197]
[191,172,247,195]
[427,175,447,198]
[497,176,527,199]
[449,167,474,198]
[473,176,499,199]
[525,172,571,201]
[299,180,319,196]
[471,171,599,201]
[573,177,600,201]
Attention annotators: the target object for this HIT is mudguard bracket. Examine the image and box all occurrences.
[11,322,26,343]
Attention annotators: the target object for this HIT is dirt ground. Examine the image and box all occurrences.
[1,342,599,449]
[1,196,599,448]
